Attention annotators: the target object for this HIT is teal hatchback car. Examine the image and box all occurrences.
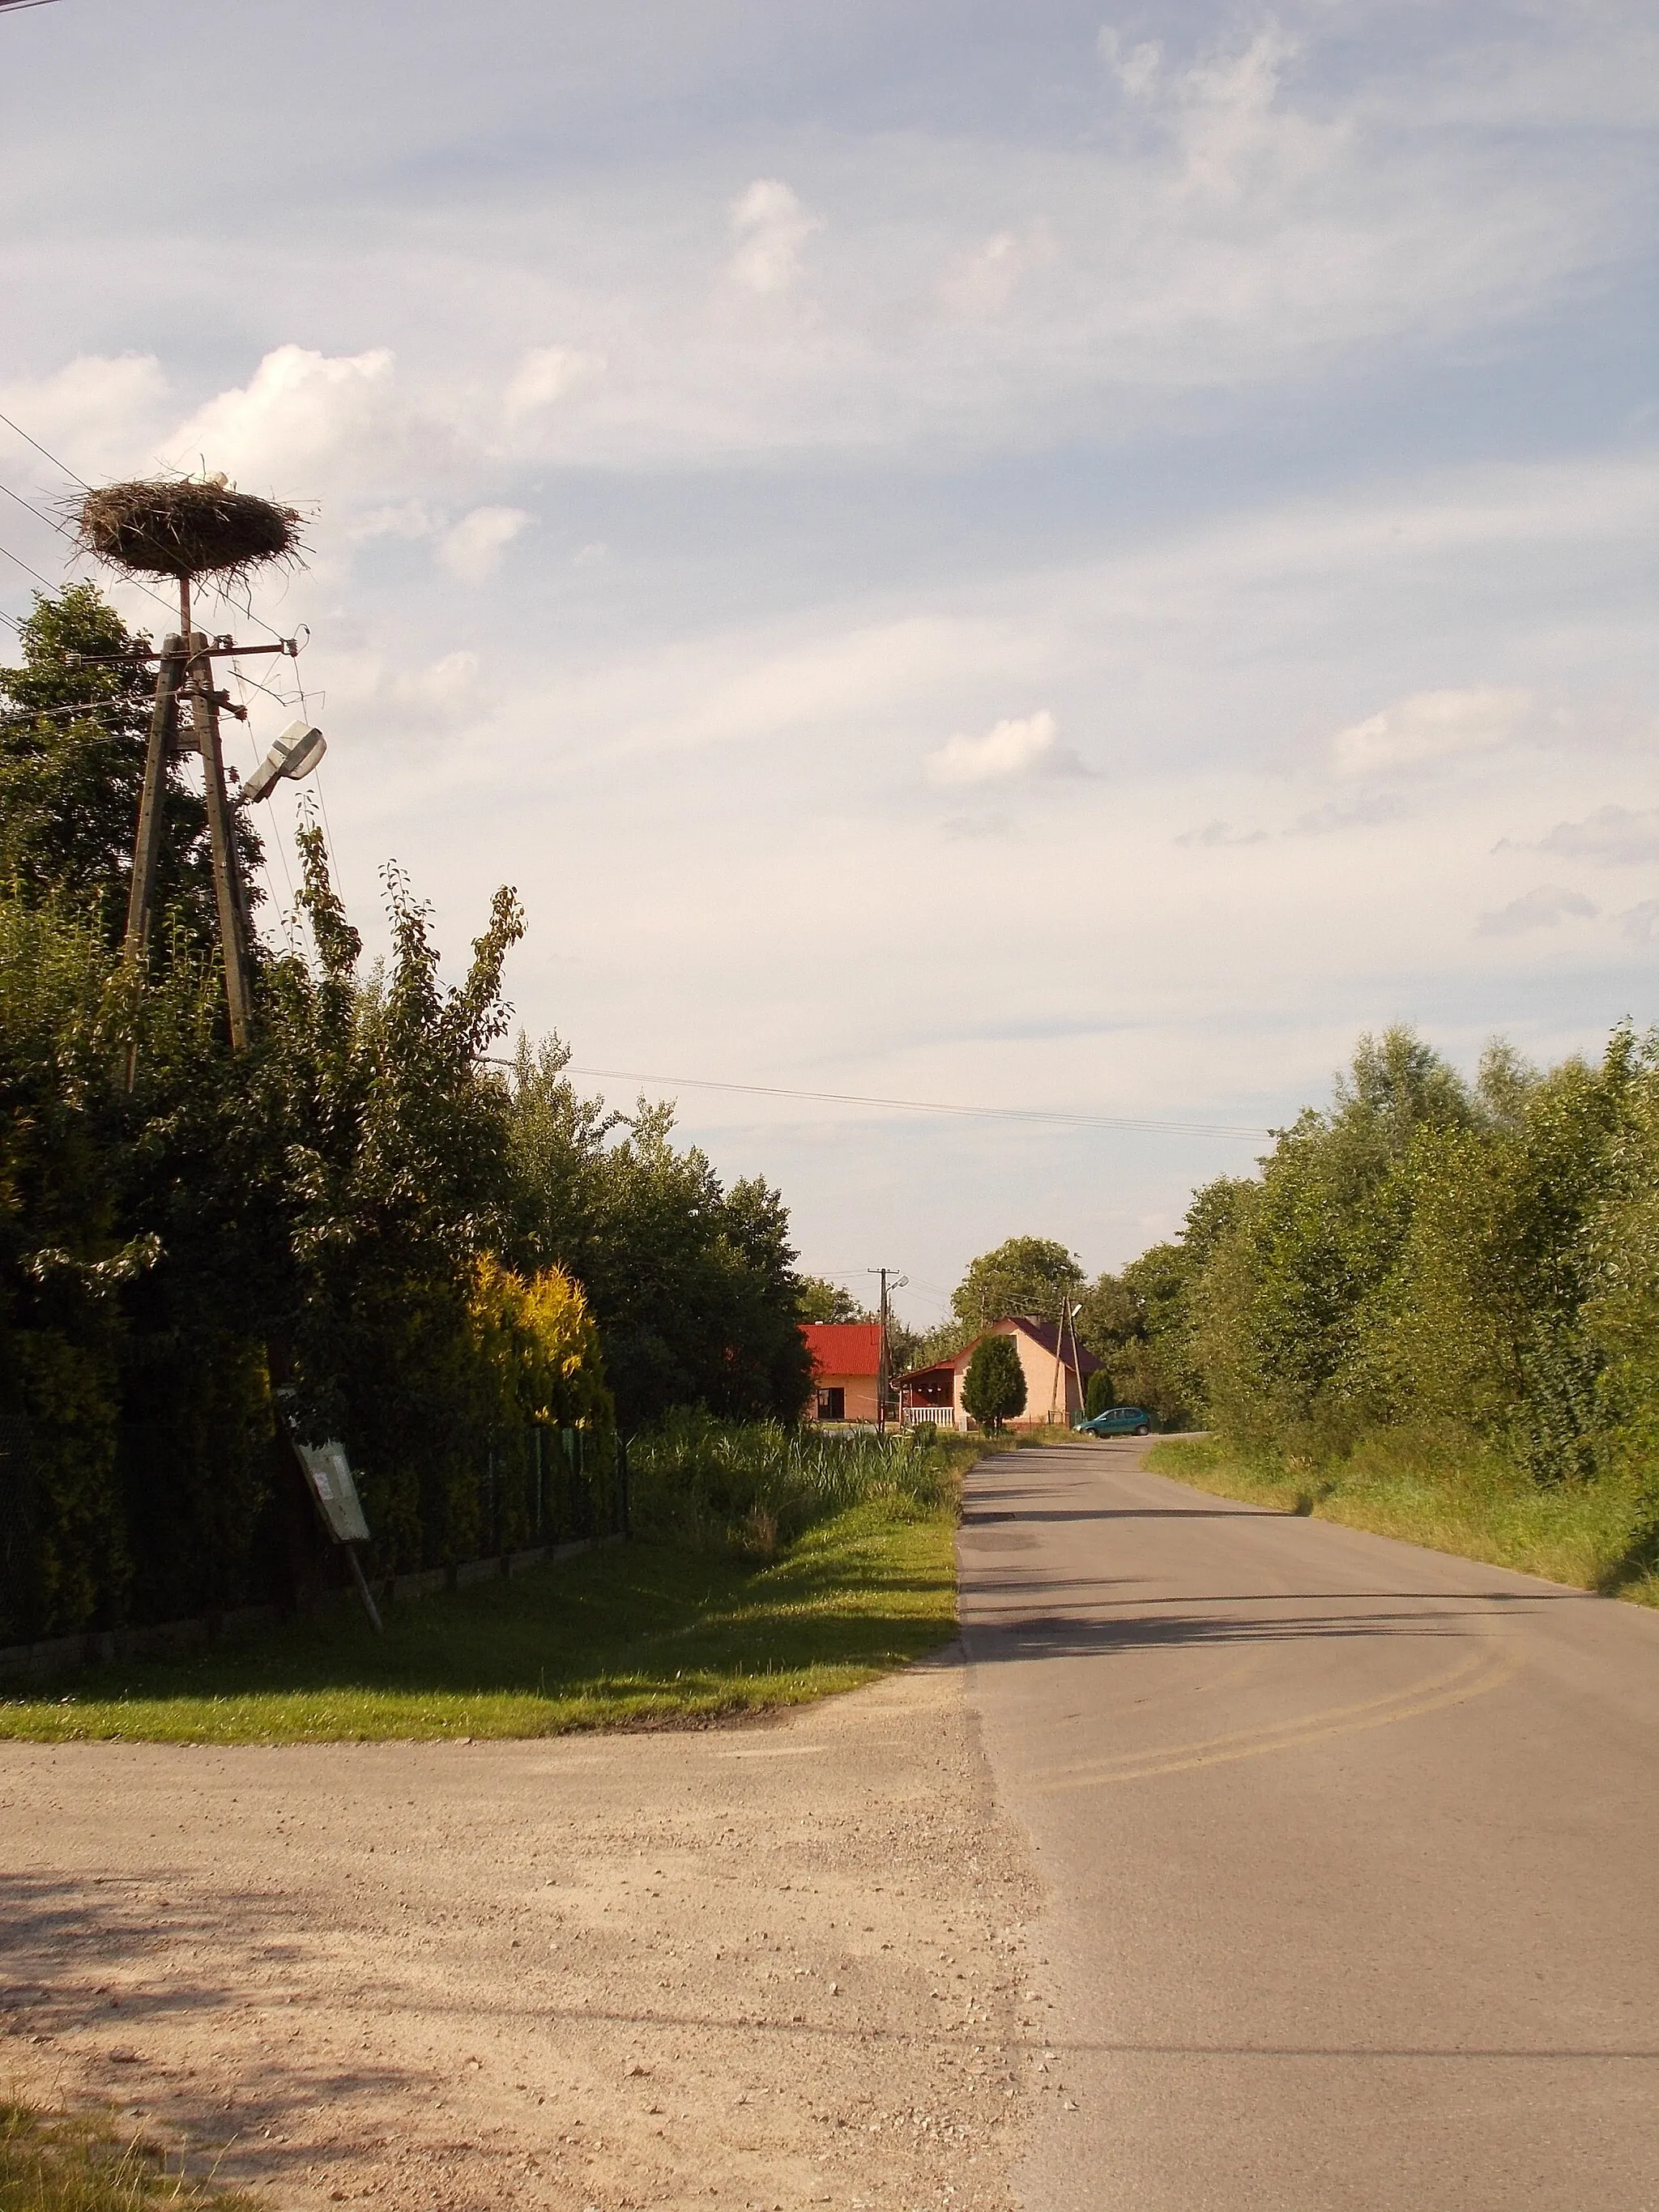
[1075,1404,1152,1437]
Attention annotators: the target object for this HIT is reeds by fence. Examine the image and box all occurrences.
[626,1412,958,1555]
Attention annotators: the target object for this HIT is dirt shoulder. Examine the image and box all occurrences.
[0,1647,1037,2212]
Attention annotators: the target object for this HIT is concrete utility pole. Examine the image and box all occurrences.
[868,1267,908,1437]
[118,577,284,1068]
[182,620,256,1050]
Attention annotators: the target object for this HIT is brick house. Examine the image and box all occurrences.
[801,1321,885,1424]
[896,1315,1101,1430]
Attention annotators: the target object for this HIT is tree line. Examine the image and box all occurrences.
[0,589,812,1642]
[928,1025,1659,1515]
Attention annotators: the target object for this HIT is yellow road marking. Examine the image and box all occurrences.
[1038,1639,1520,1789]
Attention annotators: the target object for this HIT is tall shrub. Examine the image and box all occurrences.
[962,1334,1026,1431]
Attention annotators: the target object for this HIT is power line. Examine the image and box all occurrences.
[0,407,87,488]
[0,477,74,537]
[0,410,292,642]
[0,538,62,592]
[485,1056,1270,1139]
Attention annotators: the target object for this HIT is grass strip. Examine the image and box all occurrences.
[0,1498,959,1745]
[0,2099,258,2211]
[1147,1434,1659,1606]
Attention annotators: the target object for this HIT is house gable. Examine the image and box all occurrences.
[895,1314,1099,1427]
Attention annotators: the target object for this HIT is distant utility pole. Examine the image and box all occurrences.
[1048,1285,1085,1427]
[868,1267,908,1437]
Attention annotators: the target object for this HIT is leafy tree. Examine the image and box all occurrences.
[962,1332,1026,1431]
[885,1314,928,1377]
[0,586,261,957]
[1188,1029,1476,1451]
[504,1038,813,1429]
[1368,1033,1639,1478]
[949,1236,1084,1340]
[1084,1367,1117,1419]
[0,799,564,1624]
[247,829,539,1563]
[1073,1183,1247,1431]
[798,1276,872,1323]
[1163,1022,1658,1488]
[1583,1042,1659,1488]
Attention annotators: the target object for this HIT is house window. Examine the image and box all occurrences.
[817,1387,845,1421]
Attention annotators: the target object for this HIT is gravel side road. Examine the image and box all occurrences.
[0,1651,1037,2212]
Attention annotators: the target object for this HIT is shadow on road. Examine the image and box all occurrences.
[958,1603,1525,1658]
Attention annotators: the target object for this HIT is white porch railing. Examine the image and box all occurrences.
[902,1405,957,1427]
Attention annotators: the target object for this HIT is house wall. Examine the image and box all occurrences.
[812,1370,882,1423]
[949,1321,1083,1428]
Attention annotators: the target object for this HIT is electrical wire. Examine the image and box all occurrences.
[0,401,315,934]
[224,659,303,712]
[0,530,177,645]
[0,477,74,537]
[1,698,144,723]
[0,408,86,485]
[1,402,1247,1153]
[482,1056,1271,1140]
[0,538,62,592]
[0,411,304,647]
[227,654,297,916]
[279,630,340,880]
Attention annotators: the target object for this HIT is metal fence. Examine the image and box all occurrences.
[0,1411,629,1647]
[480,1425,629,1554]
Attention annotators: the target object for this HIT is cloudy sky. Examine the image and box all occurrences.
[2,1,1655,1328]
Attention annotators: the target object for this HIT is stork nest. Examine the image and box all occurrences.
[77,478,305,582]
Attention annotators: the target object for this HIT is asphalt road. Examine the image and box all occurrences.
[958,1439,1659,2212]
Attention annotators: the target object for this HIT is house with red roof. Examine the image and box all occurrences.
[800,1320,886,1424]
[897,1315,1102,1430]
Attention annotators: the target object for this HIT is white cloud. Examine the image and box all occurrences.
[346,500,437,544]
[727,179,822,294]
[1099,27,1162,100]
[437,505,530,584]
[1169,26,1331,203]
[923,710,1084,787]
[501,346,605,424]
[1619,900,1659,947]
[1290,793,1415,836]
[1475,884,1598,937]
[327,647,483,733]
[0,353,168,482]
[938,224,1058,317]
[1328,687,1530,778]
[1175,820,1269,847]
[167,345,406,494]
[1536,804,1659,865]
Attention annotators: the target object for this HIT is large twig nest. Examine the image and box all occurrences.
[77,477,305,582]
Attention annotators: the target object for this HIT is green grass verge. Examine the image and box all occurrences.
[1147,1434,1659,1605]
[0,2100,258,2211]
[0,1498,959,1745]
